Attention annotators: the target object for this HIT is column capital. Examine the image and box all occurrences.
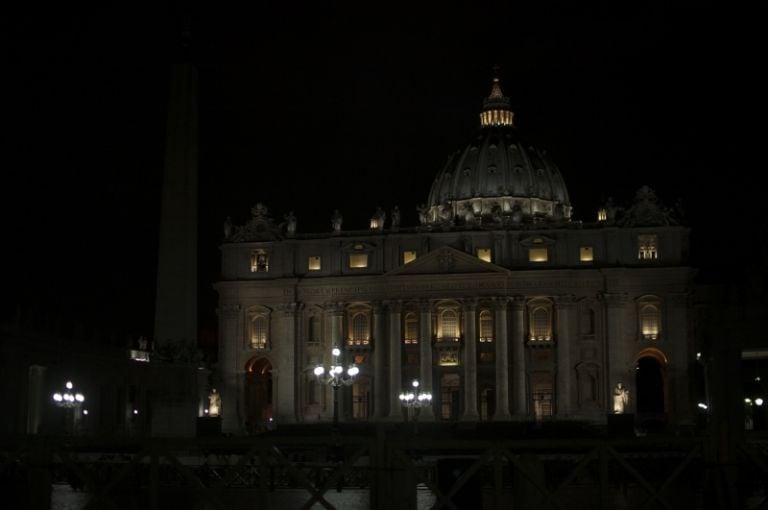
[463,298,479,312]
[554,294,578,309]
[418,299,432,313]
[217,304,242,317]
[324,301,346,315]
[510,296,526,311]
[493,296,510,310]
[371,300,385,314]
[384,300,402,314]
[277,302,299,316]
[599,292,630,307]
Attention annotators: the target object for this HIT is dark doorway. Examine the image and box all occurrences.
[245,357,272,433]
[636,356,665,414]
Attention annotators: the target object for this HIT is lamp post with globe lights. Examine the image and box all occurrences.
[399,379,432,433]
[52,381,85,434]
[314,347,359,429]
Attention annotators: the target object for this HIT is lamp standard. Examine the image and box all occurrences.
[52,381,85,434]
[399,379,432,433]
[314,347,359,429]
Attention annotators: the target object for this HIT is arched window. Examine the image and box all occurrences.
[350,313,370,346]
[640,305,661,340]
[404,312,419,344]
[440,310,459,341]
[479,310,494,342]
[530,307,552,341]
[250,315,268,349]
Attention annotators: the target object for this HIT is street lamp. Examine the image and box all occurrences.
[52,381,85,434]
[52,381,85,408]
[399,379,432,432]
[314,347,359,429]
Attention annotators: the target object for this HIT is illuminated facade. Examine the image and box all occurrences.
[216,76,694,434]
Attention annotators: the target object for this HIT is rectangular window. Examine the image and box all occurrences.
[579,246,594,262]
[349,253,369,268]
[479,311,494,342]
[638,234,658,260]
[250,250,269,272]
[404,314,419,344]
[477,248,492,263]
[251,316,268,349]
[529,247,548,262]
[308,256,321,271]
[403,250,417,265]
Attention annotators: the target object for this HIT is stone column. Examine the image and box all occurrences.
[461,300,479,420]
[510,297,527,416]
[373,302,387,419]
[217,304,242,434]
[275,303,298,423]
[387,301,403,420]
[666,293,692,423]
[419,301,434,419]
[26,365,47,435]
[555,295,577,417]
[494,298,512,420]
[602,293,632,413]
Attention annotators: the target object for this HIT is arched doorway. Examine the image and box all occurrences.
[635,349,667,430]
[244,357,272,434]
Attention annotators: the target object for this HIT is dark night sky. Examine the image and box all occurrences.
[3,6,756,351]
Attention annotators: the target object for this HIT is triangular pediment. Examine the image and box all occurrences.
[386,246,509,276]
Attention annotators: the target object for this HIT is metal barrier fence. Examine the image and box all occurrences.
[1,429,767,509]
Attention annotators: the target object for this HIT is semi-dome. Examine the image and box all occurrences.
[425,73,571,226]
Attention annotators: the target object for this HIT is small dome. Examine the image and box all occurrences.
[425,72,571,225]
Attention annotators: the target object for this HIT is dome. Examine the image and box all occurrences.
[425,74,571,226]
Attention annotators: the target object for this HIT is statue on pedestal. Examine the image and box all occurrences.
[331,210,343,233]
[612,382,629,414]
[208,389,221,417]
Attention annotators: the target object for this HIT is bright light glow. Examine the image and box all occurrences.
[412,380,419,388]
[349,253,368,268]
[696,352,701,360]
[83,409,89,415]
[129,349,151,362]
[757,398,764,406]
[332,347,341,357]
[333,366,343,375]
[597,208,607,221]
[133,409,139,415]
[65,381,73,390]
[308,256,321,271]
[745,398,752,404]
[53,393,63,402]
[347,366,359,377]
[369,218,380,230]
[403,250,417,265]
[528,247,548,262]
[579,246,594,262]
[698,402,708,410]
[756,376,762,382]
[477,248,492,263]
[75,393,84,402]
[204,409,209,414]
[638,234,658,260]
[314,366,325,376]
